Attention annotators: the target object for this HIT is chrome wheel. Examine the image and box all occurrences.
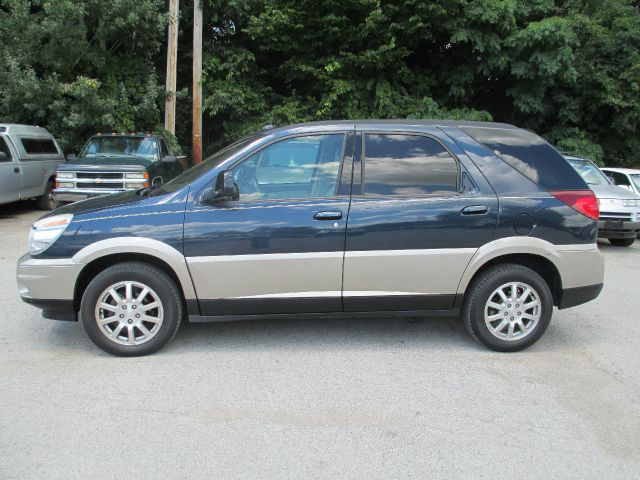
[484,281,541,341]
[94,281,164,346]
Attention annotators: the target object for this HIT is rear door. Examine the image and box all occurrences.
[0,135,20,204]
[343,128,499,312]
[183,131,355,316]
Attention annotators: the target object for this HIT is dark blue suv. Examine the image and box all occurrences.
[17,121,604,356]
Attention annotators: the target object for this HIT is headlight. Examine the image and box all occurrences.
[125,172,148,180]
[56,172,75,179]
[27,214,73,255]
[622,199,640,207]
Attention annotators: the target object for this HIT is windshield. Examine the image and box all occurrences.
[80,136,158,160]
[631,174,640,191]
[566,158,610,186]
[150,135,261,196]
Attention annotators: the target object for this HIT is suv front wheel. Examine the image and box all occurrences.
[80,262,183,356]
[462,264,553,352]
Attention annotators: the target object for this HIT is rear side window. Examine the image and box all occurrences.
[0,136,12,161]
[21,138,58,155]
[363,134,458,196]
[608,171,631,187]
[462,127,586,191]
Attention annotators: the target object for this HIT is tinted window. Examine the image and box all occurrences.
[232,134,345,201]
[608,171,631,187]
[0,136,11,161]
[363,134,458,196]
[21,138,58,155]
[462,127,586,191]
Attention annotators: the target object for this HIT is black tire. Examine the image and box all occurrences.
[609,237,636,247]
[80,262,183,356]
[37,180,58,210]
[462,264,553,352]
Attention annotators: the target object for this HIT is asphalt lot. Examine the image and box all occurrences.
[1,200,639,479]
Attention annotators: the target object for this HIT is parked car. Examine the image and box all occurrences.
[54,132,185,203]
[0,124,64,209]
[565,156,640,246]
[18,120,604,356]
[600,167,640,195]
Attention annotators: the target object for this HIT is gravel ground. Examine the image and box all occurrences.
[1,200,639,479]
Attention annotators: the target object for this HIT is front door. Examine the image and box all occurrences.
[343,129,499,312]
[184,132,354,316]
[0,136,21,204]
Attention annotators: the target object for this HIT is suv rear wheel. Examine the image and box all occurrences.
[80,262,183,356]
[462,264,553,352]
[609,237,636,247]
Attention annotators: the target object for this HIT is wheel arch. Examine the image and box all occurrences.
[457,238,564,306]
[71,237,197,312]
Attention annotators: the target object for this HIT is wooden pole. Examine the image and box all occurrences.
[164,0,179,134]
[192,0,203,164]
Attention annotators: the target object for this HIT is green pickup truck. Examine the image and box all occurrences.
[54,133,185,203]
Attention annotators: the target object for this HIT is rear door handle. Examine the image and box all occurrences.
[314,211,342,220]
[14,167,20,173]
[461,205,489,215]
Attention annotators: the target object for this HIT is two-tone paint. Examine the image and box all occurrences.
[17,120,604,322]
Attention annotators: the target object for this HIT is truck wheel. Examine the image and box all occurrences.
[80,262,183,356]
[37,180,58,210]
[462,264,553,352]
[610,238,636,247]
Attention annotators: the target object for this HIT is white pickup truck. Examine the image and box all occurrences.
[0,124,64,210]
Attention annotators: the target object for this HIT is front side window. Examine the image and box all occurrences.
[232,134,345,201]
[609,171,631,187]
[0,136,12,161]
[363,134,458,196]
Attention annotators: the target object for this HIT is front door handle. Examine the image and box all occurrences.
[14,167,20,173]
[314,211,342,220]
[461,205,489,215]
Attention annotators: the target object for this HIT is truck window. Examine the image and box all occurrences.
[21,138,58,155]
[0,137,12,161]
[363,134,458,196]
[160,139,169,158]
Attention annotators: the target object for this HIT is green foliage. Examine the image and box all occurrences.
[2,0,640,167]
[0,0,167,152]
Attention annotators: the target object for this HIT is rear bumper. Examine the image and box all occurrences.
[559,283,603,309]
[598,219,640,239]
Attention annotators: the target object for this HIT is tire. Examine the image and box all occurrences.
[609,237,636,247]
[80,262,183,356]
[37,180,58,210]
[462,264,553,352]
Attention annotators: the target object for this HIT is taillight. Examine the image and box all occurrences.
[549,190,599,220]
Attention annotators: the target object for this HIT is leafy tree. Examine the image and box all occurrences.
[0,0,167,152]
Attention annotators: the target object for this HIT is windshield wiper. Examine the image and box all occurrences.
[125,153,148,161]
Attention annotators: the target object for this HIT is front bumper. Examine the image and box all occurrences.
[597,219,640,239]
[17,253,81,321]
[53,188,127,203]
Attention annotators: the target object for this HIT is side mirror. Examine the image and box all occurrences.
[0,152,7,161]
[162,155,178,164]
[66,153,76,161]
[151,176,163,188]
[203,170,238,203]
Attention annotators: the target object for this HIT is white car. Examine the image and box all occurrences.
[600,167,640,195]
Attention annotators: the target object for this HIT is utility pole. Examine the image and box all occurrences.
[192,0,203,164]
[164,0,179,134]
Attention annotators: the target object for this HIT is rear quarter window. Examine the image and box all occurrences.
[20,138,59,155]
[461,127,587,191]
